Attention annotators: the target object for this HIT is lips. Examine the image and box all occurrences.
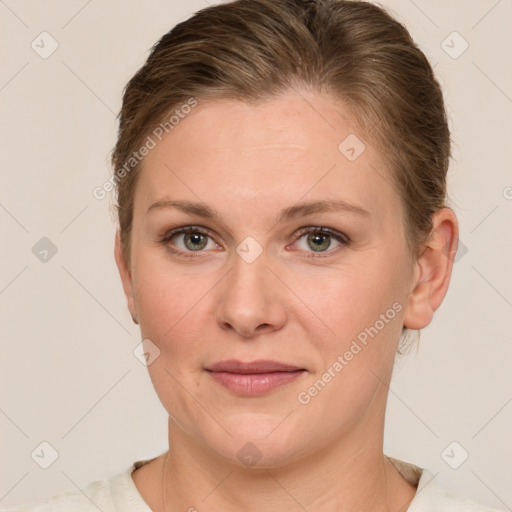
[205,359,306,396]
[206,359,304,374]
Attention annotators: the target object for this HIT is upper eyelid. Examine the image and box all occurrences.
[165,225,229,245]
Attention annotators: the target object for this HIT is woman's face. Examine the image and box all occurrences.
[118,89,419,467]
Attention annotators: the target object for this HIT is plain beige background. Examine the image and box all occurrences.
[1,0,511,509]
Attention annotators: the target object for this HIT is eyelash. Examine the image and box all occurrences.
[159,225,350,259]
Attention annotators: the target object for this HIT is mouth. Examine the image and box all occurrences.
[205,359,307,396]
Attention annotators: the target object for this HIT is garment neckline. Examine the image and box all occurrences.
[124,455,430,511]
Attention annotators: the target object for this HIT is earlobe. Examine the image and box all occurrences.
[403,208,459,331]
[114,231,139,325]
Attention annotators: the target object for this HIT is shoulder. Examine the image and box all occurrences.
[0,459,154,512]
[0,478,116,512]
[411,473,504,511]
[387,457,505,512]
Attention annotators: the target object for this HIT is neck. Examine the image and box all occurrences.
[159,414,416,512]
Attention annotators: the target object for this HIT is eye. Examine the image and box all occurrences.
[160,226,219,256]
[159,225,349,259]
[291,227,349,256]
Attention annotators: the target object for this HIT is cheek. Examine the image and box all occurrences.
[292,258,405,401]
[293,269,402,432]
[133,261,214,418]
[132,255,213,360]
[293,259,403,347]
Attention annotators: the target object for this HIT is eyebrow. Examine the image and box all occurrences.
[146,198,371,222]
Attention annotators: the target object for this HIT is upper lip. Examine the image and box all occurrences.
[206,359,304,374]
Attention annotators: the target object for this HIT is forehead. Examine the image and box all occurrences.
[133,89,400,226]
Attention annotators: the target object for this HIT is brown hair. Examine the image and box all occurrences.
[112,0,451,268]
[111,0,451,287]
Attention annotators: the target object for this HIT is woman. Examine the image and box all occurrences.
[6,0,504,510]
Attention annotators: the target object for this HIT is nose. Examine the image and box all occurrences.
[215,249,287,339]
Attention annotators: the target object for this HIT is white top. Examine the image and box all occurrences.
[2,456,504,511]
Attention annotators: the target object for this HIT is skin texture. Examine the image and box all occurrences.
[115,88,458,512]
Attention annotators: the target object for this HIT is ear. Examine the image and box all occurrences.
[114,230,138,325]
[403,207,459,330]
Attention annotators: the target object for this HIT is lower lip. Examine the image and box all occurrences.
[208,370,305,396]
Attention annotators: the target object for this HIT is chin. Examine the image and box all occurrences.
[202,414,308,469]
